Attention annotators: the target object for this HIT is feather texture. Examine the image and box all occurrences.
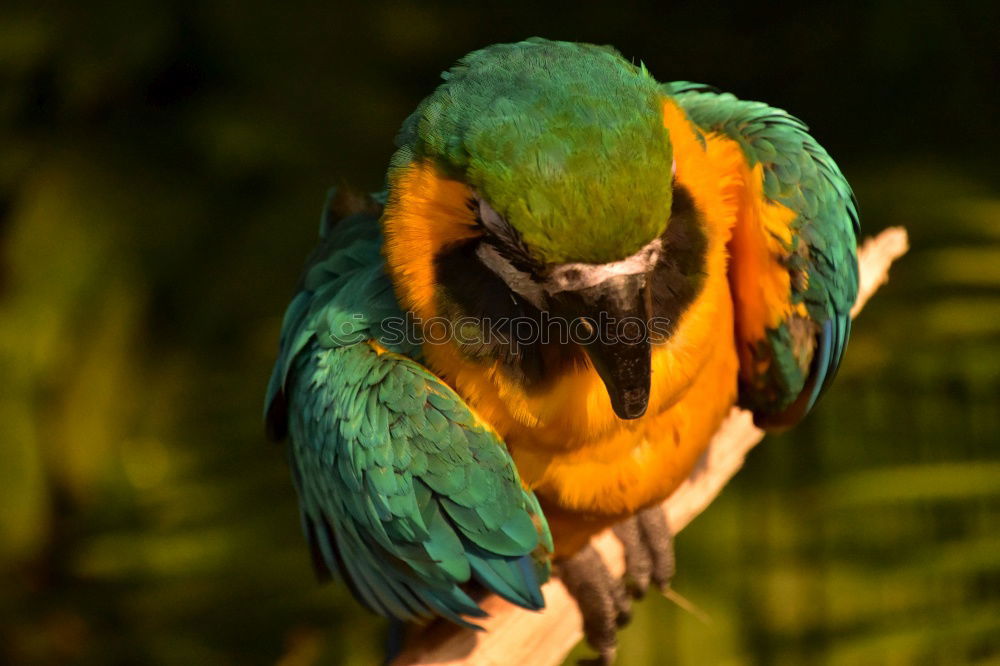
[392,38,673,265]
[667,82,859,425]
[265,204,551,625]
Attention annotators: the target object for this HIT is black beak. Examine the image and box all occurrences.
[550,273,653,420]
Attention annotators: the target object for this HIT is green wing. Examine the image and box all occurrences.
[667,83,860,426]
[264,196,551,625]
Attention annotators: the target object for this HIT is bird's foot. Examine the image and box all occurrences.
[558,506,674,665]
[558,543,630,665]
[612,505,675,599]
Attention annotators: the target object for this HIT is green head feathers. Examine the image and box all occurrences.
[392,38,673,265]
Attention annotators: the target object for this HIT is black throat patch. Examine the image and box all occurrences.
[431,183,708,390]
[433,237,587,389]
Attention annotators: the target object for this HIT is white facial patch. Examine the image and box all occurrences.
[544,237,662,294]
[475,242,547,309]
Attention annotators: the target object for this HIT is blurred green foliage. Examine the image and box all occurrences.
[0,2,997,665]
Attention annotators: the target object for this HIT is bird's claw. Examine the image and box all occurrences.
[613,505,675,598]
[558,543,630,664]
[559,506,675,664]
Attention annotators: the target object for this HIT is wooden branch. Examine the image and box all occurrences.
[393,227,910,666]
[851,226,909,318]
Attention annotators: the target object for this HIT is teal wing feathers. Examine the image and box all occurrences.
[264,196,551,625]
[667,83,859,426]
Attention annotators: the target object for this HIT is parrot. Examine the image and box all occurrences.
[264,37,858,663]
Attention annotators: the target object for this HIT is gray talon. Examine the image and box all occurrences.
[637,506,675,590]
[613,518,652,597]
[559,544,630,662]
[562,508,675,664]
[615,506,675,598]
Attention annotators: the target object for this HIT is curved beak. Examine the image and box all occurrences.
[549,272,653,420]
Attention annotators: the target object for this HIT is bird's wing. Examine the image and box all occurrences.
[264,196,551,625]
[667,83,859,427]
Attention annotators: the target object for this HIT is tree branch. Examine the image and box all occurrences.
[393,227,910,666]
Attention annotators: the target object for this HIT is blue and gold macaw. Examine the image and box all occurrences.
[265,38,858,661]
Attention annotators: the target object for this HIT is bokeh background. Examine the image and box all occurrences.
[2,2,998,664]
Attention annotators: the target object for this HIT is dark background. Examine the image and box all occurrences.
[1,2,998,664]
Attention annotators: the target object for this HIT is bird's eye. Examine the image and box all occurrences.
[562,268,582,283]
[477,197,506,235]
[467,198,484,227]
[472,194,541,274]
